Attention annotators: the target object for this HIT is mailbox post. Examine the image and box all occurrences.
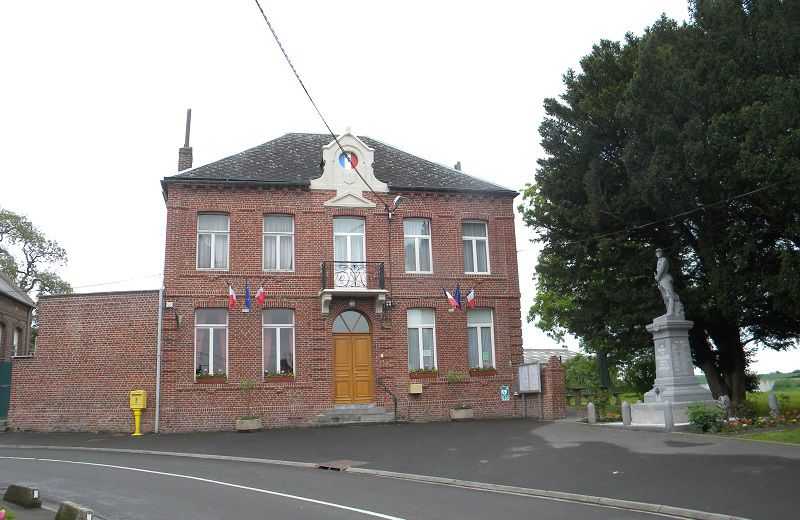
[129,390,147,436]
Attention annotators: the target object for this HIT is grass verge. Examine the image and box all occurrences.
[739,429,800,444]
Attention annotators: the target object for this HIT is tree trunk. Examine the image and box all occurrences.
[690,327,728,399]
[708,323,748,405]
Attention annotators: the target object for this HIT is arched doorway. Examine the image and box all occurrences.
[332,311,373,404]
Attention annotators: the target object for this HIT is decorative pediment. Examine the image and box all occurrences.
[323,191,376,209]
[310,129,389,200]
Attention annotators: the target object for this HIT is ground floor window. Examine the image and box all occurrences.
[263,309,294,376]
[195,309,228,378]
[467,308,494,368]
[407,308,436,371]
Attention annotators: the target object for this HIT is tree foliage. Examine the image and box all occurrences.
[520,0,800,404]
[0,208,72,296]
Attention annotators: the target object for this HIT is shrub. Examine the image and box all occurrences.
[732,399,760,421]
[687,402,726,433]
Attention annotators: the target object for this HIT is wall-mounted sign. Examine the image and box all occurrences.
[518,363,541,394]
[500,386,510,401]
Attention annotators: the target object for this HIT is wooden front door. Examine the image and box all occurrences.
[333,333,373,404]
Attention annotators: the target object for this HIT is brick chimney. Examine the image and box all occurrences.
[178,108,193,172]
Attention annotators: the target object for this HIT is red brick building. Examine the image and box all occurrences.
[9,131,566,432]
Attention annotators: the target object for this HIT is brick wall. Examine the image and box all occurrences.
[8,291,159,432]
[156,184,528,431]
[0,295,32,361]
[541,356,567,419]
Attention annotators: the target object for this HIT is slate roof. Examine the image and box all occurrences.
[0,271,35,307]
[162,133,517,196]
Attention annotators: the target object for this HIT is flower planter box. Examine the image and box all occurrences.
[469,369,496,377]
[235,417,262,432]
[450,408,474,421]
[264,376,294,383]
[410,372,438,379]
[196,377,227,384]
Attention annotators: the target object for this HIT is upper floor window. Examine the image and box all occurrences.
[467,308,494,368]
[407,308,436,371]
[197,213,229,270]
[404,219,432,273]
[195,309,228,378]
[462,221,489,273]
[263,309,295,376]
[12,327,20,356]
[264,215,294,271]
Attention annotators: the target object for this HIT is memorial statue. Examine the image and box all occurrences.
[654,248,684,319]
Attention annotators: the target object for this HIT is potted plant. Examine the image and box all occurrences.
[446,370,473,420]
[264,370,294,382]
[235,379,262,432]
[469,365,497,377]
[196,369,227,384]
[410,367,438,379]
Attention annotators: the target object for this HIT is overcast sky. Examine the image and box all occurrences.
[2,1,796,373]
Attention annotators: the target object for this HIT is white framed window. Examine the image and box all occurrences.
[462,221,489,273]
[12,327,20,356]
[467,308,495,368]
[263,309,295,376]
[195,309,228,378]
[264,215,294,271]
[197,213,229,270]
[333,217,366,288]
[404,219,432,273]
[407,308,436,371]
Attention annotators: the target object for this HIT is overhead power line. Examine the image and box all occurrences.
[72,273,163,290]
[251,0,391,210]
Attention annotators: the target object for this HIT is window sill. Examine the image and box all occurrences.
[264,376,294,383]
[464,272,491,276]
[469,368,497,377]
[11,354,34,359]
[410,371,438,379]
[195,377,227,384]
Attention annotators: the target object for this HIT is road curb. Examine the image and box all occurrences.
[0,444,749,520]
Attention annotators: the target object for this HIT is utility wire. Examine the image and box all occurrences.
[520,176,792,248]
[72,273,163,290]
[251,0,391,211]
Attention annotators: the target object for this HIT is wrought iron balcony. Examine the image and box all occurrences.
[319,261,387,315]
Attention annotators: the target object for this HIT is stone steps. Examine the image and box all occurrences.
[312,404,395,426]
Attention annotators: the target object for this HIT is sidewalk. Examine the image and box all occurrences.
[2,419,798,520]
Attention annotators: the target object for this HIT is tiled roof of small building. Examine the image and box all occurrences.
[523,348,579,364]
[163,133,517,196]
[0,271,35,307]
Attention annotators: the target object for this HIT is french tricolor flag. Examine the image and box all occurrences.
[255,285,265,306]
[466,287,476,308]
[339,151,358,170]
[444,286,460,311]
[228,283,237,309]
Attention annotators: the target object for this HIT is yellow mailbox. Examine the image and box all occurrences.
[130,390,147,410]
[129,390,147,436]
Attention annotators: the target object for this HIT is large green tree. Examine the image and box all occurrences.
[521,0,800,404]
[0,208,72,296]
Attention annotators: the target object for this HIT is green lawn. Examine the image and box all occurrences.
[747,391,800,416]
[739,429,800,444]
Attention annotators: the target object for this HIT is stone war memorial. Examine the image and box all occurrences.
[630,248,714,427]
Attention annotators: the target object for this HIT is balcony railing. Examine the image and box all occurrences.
[321,261,385,290]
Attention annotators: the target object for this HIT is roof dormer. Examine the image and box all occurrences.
[310,128,389,208]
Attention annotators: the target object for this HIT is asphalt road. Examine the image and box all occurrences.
[1,448,673,520]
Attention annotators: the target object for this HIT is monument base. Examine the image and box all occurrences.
[630,400,717,426]
[629,315,714,428]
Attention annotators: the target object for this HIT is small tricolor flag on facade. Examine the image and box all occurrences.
[466,287,476,308]
[444,284,462,311]
[228,283,237,309]
[255,285,266,306]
